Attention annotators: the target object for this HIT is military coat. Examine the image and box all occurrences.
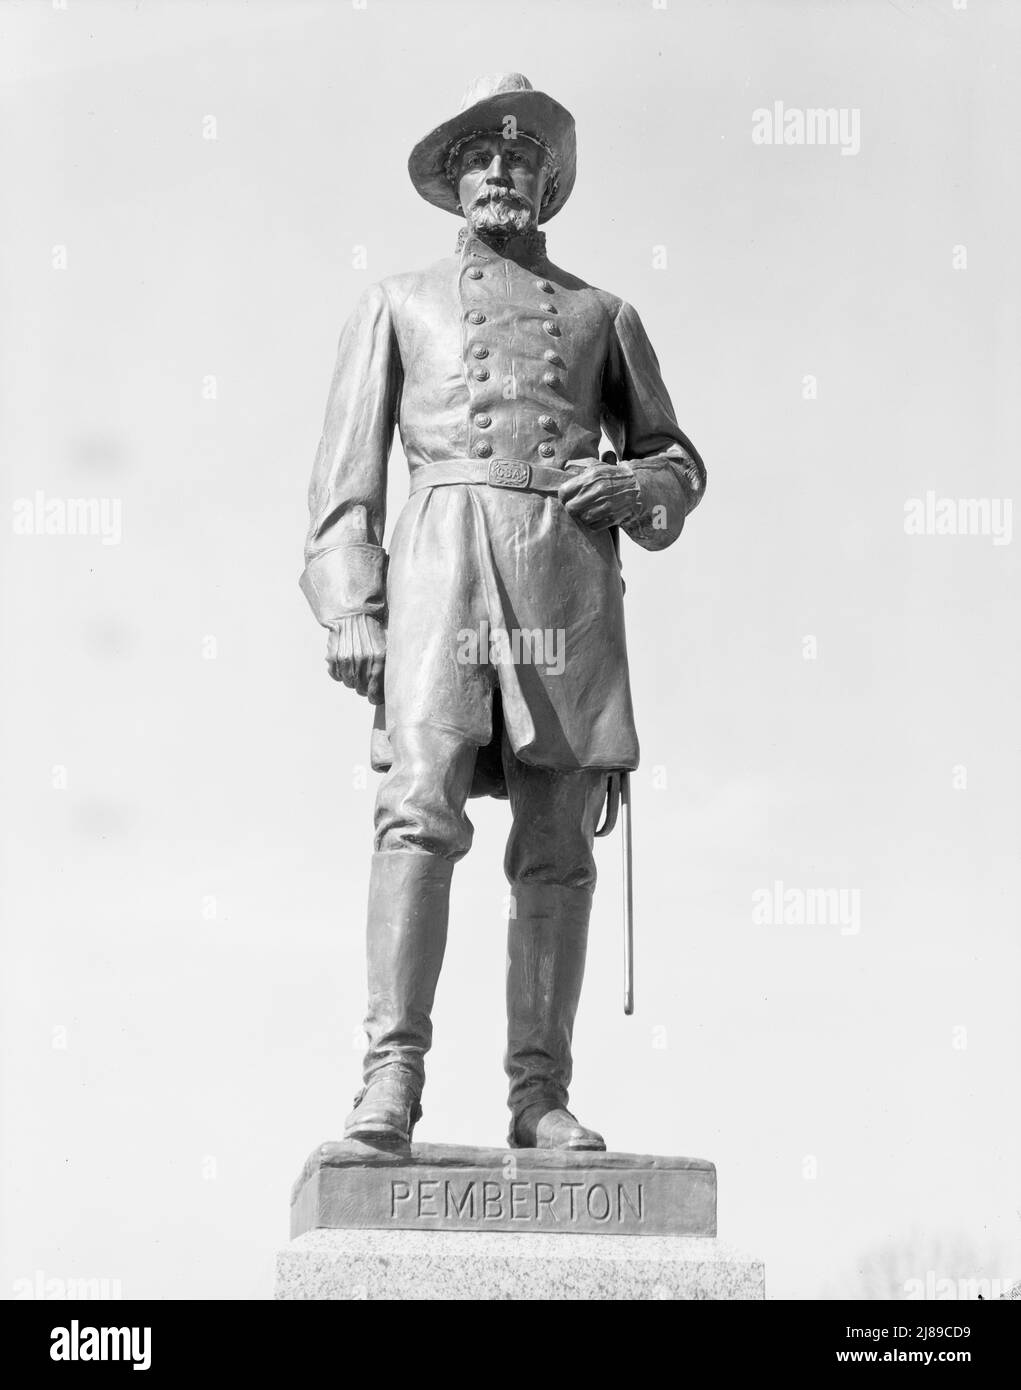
[301,229,706,777]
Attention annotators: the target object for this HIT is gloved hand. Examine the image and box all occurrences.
[557,453,642,531]
[326,613,386,704]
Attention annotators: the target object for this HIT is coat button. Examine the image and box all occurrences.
[543,349,563,365]
[539,414,557,431]
[537,280,554,293]
[542,321,560,336]
[473,367,490,381]
[467,268,483,279]
[475,413,492,428]
[472,344,489,359]
[468,311,486,324]
[539,302,556,313]
[537,442,556,458]
[474,441,493,458]
[542,371,561,387]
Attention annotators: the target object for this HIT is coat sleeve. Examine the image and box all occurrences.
[601,299,706,551]
[299,281,402,626]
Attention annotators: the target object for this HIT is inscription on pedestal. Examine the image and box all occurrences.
[291,1143,716,1239]
[390,1175,646,1226]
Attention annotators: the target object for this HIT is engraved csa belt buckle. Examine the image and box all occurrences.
[487,459,531,490]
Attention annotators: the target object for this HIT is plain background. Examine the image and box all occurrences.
[1,0,1018,1300]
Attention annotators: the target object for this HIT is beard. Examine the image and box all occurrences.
[466,188,534,236]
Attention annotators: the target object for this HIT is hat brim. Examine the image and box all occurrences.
[408,90,576,225]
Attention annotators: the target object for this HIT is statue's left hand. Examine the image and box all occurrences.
[558,458,641,531]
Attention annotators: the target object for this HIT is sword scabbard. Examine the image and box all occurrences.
[621,770,634,1015]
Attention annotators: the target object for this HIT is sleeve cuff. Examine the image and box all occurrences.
[621,456,693,550]
[299,543,387,627]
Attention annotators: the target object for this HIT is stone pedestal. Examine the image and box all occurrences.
[290,1141,717,1237]
[276,1228,765,1300]
[277,1141,763,1299]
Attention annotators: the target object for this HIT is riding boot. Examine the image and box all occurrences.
[505,881,606,1151]
[344,850,453,1148]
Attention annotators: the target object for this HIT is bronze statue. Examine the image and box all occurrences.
[301,74,706,1154]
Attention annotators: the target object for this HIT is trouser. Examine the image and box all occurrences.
[358,721,606,1124]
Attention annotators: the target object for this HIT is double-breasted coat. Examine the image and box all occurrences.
[301,229,706,781]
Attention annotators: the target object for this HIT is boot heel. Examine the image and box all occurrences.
[343,1065,422,1148]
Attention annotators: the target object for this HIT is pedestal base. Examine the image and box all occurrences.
[291,1141,717,1237]
[275,1229,765,1300]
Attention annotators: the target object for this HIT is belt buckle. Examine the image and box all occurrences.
[487,459,531,490]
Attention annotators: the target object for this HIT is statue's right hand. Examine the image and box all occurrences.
[326,614,386,705]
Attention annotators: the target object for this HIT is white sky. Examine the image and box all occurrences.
[1,0,1019,1300]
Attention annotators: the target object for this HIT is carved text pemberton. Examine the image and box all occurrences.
[389,1177,645,1225]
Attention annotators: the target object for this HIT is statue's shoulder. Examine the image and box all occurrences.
[542,259,626,321]
[375,256,458,313]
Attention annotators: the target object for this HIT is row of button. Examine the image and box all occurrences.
[474,412,557,431]
[464,273,562,461]
[473,440,558,459]
[465,313,559,333]
[465,269,556,291]
[470,344,563,370]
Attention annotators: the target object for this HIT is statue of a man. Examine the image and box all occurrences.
[301,74,706,1153]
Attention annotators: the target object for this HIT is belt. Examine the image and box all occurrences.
[409,458,578,497]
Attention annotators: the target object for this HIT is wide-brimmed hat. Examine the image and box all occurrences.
[408,73,576,225]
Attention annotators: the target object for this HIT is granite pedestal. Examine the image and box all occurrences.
[276,1142,764,1300]
[277,1228,764,1300]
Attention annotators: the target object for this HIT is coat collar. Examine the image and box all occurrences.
[456,225,548,269]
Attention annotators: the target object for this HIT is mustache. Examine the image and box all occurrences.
[471,187,532,209]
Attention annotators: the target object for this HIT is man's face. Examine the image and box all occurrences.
[455,135,549,235]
